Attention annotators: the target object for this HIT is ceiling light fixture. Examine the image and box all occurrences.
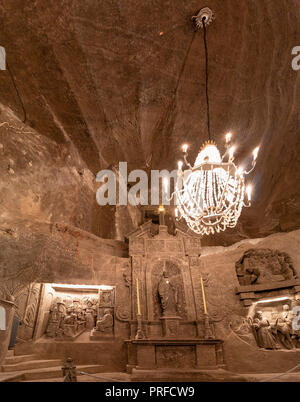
[173,8,259,236]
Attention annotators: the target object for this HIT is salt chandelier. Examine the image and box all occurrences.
[173,8,259,236]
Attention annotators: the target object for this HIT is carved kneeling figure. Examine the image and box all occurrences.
[96,309,113,333]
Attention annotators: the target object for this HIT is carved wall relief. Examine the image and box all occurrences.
[151,260,186,320]
[232,296,300,350]
[115,263,131,322]
[44,291,102,339]
[236,249,296,286]
[156,346,196,368]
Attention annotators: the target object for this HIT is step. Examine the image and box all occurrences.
[4,355,36,365]
[6,350,14,357]
[1,359,62,372]
[3,364,104,382]
[24,372,131,382]
[131,368,248,382]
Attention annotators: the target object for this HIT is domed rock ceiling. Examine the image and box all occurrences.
[0,0,299,246]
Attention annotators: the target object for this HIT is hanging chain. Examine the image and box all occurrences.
[202,17,211,141]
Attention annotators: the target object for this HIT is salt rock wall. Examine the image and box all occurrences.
[197,229,300,373]
[0,104,141,241]
[0,0,299,246]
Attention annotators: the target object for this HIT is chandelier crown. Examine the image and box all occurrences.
[194,142,221,166]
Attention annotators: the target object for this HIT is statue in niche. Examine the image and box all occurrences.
[158,271,178,317]
[274,304,296,349]
[96,309,113,332]
[249,311,278,350]
[236,249,296,285]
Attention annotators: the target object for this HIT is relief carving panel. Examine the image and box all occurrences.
[235,249,296,286]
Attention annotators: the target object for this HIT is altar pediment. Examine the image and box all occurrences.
[127,222,201,257]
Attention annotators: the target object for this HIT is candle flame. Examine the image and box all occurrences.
[229,146,236,160]
[182,144,188,153]
[253,146,259,161]
[236,166,244,176]
[177,160,183,170]
[158,205,165,213]
[225,132,232,143]
[246,185,252,201]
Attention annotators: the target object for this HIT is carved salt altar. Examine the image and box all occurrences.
[124,222,226,374]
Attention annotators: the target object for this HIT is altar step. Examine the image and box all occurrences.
[131,368,249,382]
[0,363,104,382]
[1,358,63,372]
[4,354,38,365]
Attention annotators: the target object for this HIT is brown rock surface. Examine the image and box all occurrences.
[0,1,299,245]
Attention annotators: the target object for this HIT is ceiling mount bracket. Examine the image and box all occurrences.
[192,7,214,29]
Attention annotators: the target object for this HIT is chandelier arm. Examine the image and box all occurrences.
[183,153,193,169]
[244,159,257,175]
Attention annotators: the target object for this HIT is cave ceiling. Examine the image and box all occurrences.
[0,0,299,245]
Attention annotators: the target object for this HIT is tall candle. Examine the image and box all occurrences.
[200,276,208,315]
[136,278,141,315]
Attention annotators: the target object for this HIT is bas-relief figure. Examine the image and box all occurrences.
[236,249,296,286]
[247,303,300,350]
[274,304,296,349]
[96,309,114,332]
[249,311,278,349]
[45,295,100,338]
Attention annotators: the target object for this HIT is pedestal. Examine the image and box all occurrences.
[90,328,114,340]
[160,316,182,337]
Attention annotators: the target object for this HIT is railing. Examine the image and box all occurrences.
[260,363,300,382]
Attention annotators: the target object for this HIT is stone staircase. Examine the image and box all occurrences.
[0,349,104,382]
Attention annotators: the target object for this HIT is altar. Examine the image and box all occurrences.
[124,222,227,378]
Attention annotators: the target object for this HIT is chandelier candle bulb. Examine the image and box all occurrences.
[229,146,235,160]
[177,161,183,171]
[253,146,259,161]
[182,144,188,153]
[246,185,252,201]
[225,132,232,143]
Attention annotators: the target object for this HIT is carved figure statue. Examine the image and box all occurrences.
[46,306,63,337]
[275,304,295,349]
[250,311,278,349]
[96,309,113,332]
[85,300,95,329]
[158,272,178,316]
[278,256,295,280]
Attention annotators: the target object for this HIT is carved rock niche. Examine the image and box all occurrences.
[235,248,300,307]
[234,248,300,351]
[151,260,187,321]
